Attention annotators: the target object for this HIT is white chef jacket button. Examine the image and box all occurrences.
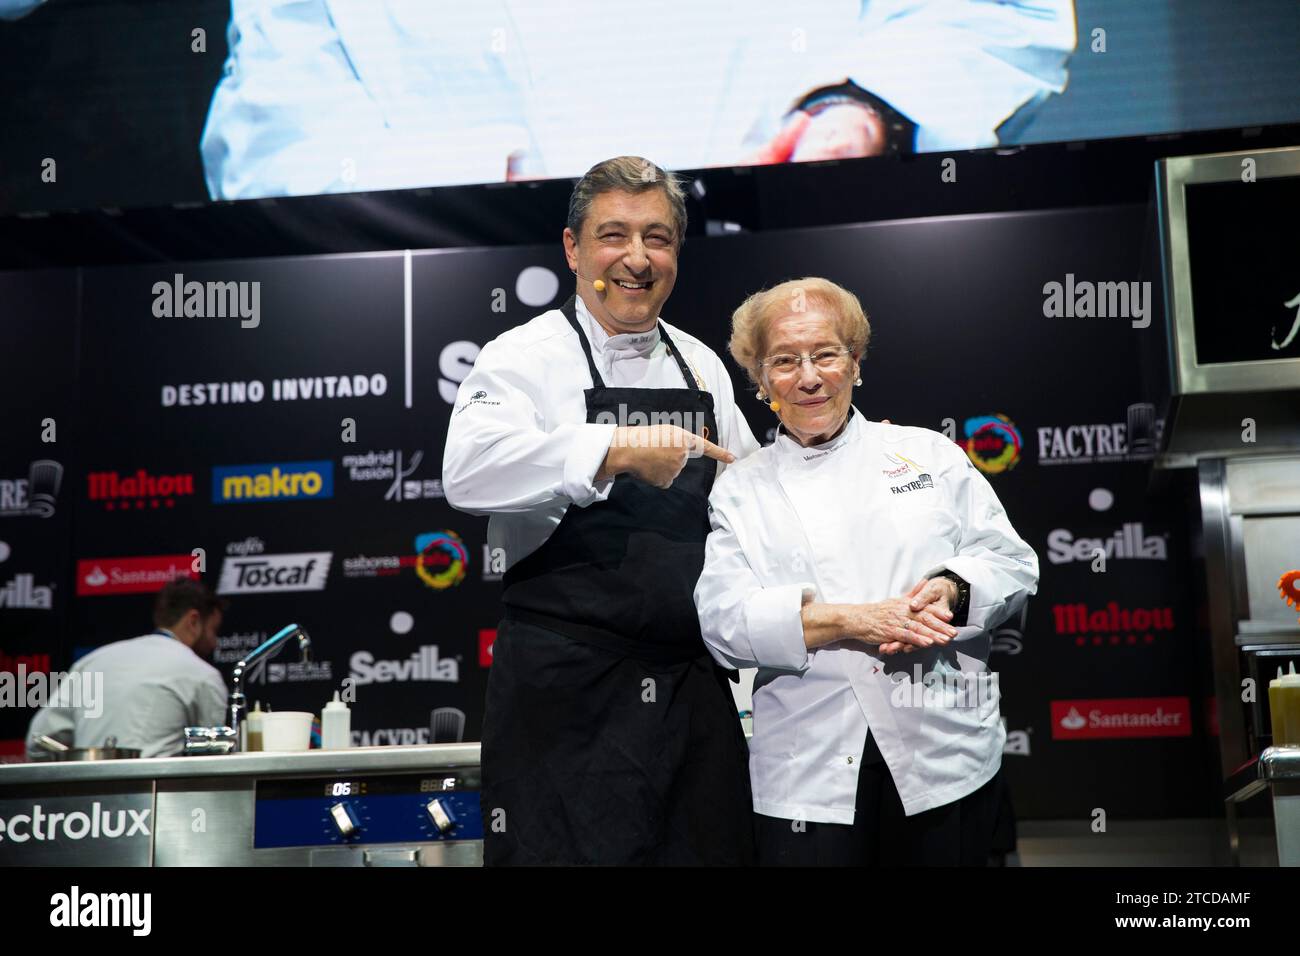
[847,756,853,764]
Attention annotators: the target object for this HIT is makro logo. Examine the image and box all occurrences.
[2,804,149,843]
[212,461,334,503]
[961,415,1022,475]
[49,885,151,937]
[217,552,332,595]
[0,459,63,518]
[1051,697,1191,740]
[1046,523,1168,564]
[76,555,197,596]
[87,468,195,510]
[350,646,460,685]
[415,531,468,590]
[1053,601,1175,647]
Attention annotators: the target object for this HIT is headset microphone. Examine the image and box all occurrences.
[570,268,605,293]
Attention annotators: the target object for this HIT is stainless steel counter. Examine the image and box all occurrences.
[0,744,483,867]
[1225,746,1300,867]
[0,743,481,784]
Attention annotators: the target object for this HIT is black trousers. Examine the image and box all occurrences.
[481,619,755,866]
[754,730,1002,866]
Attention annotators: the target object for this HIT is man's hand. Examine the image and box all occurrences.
[597,425,734,489]
[878,577,960,655]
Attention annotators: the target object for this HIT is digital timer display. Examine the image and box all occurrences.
[324,781,369,797]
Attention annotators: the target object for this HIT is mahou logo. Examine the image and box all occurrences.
[1050,697,1191,740]
[1053,602,1175,647]
[87,469,195,511]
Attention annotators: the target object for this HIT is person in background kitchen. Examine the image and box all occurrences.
[694,276,1039,865]
[26,579,229,759]
[443,156,760,865]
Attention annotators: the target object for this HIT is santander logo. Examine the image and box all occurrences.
[76,556,196,596]
[1051,697,1191,740]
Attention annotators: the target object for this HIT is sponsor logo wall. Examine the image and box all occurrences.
[0,205,1209,818]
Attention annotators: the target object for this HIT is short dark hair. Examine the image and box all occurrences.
[566,156,688,247]
[153,578,226,628]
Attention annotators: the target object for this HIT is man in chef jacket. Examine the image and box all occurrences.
[443,156,759,865]
[26,578,228,759]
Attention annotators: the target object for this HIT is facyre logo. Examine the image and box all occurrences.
[0,460,63,518]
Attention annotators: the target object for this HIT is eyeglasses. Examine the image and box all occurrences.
[760,346,854,376]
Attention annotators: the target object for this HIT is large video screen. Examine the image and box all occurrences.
[1,0,1298,212]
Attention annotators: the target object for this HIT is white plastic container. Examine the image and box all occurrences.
[260,711,314,752]
[245,701,265,752]
[321,691,351,750]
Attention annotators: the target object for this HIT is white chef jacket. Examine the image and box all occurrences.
[201,0,1076,198]
[442,295,759,569]
[25,632,228,759]
[694,410,1039,820]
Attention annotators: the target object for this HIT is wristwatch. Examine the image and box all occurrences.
[934,570,970,627]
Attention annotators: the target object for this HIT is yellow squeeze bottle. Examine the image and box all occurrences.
[1277,663,1300,747]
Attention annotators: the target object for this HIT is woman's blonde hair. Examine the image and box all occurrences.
[729,277,871,387]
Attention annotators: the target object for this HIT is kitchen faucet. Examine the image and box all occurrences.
[229,623,312,751]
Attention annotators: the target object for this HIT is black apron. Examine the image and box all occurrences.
[480,296,754,865]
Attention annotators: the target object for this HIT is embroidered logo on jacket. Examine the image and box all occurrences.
[890,473,934,495]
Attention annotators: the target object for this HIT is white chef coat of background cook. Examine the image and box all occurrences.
[25,632,229,760]
[442,296,759,568]
[695,410,1039,821]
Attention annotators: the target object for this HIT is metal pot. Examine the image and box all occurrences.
[33,734,142,761]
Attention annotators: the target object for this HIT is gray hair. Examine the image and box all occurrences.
[566,156,688,246]
[730,277,871,388]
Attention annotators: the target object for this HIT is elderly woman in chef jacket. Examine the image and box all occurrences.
[694,277,1038,866]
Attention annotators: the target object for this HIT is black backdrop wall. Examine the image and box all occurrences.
[0,201,1217,819]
